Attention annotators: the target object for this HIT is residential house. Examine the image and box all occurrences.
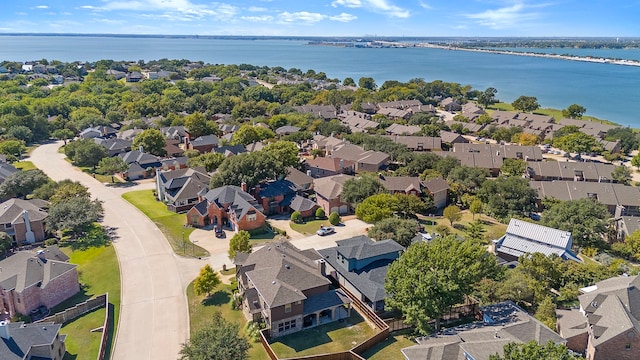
[78,125,117,139]
[387,135,442,152]
[615,216,640,242]
[385,123,421,136]
[526,161,617,182]
[119,150,162,180]
[156,167,210,213]
[319,235,404,312]
[445,120,485,133]
[125,71,143,82]
[164,139,184,157]
[377,107,412,120]
[0,198,48,246]
[312,135,347,154]
[492,218,581,264]
[186,134,219,153]
[439,130,469,147]
[556,275,640,360]
[306,157,355,178]
[557,118,620,140]
[294,104,337,120]
[160,126,189,141]
[338,110,379,133]
[330,143,390,173]
[0,162,18,184]
[440,97,462,112]
[254,179,298,215]
[446,143,543,176]
[379,175,423,196]
[422,177,450,209]
[313,174,354,215]
[159,157,188,171]
[461,102,485,121]
[213,145,246,157]
[245,142,265,152]
[377,100,423,109]
[285,167,314,192]
[0,320,67,360]
[530,181,640,216]
[187,185,266,231]
[218,123,239,135]
[275,126,300,136]
[0,246,79,319]
[94,138,132,156]
[117,128,144,141]
[234,242,351,337]
[289,195,319,218]
[403,301,567,360]
[106,69,126,80]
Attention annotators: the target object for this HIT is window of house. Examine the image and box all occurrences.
[247,213,257,222]
[285,303,291,313]
[625,343,632,350]
[297,300,302,305]
[277,319,296,332]
[4,223,11,229]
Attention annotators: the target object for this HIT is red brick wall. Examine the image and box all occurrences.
[303,284,330,298]
[14,220,47,246]
[565,332,589,354]
[590,330,640,360]
[40,268,80,309]
[235,211,266,231]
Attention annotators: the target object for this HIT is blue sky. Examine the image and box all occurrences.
[1,0,639,37]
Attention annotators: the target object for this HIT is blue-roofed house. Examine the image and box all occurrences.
[492,218,581,264]
[318,235,404,313]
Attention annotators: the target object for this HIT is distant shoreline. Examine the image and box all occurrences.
[419,44,640,67]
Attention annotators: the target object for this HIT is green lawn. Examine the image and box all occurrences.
[186,282,270,360]
[13,160,37,170]
[122,190,209,257]
[59,245,120,360]
[420,211,507,244]
[269,312,376,358]
[290,218,331,235]
[361,332,415,360]
[487,102,616,125]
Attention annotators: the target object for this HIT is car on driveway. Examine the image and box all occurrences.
[316,226,335,236]
[215,226,225,238]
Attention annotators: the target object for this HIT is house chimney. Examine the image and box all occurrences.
[36,249,47,263]
[139,145,144,153]
[0,321,10,340]
[316,259,326,276]
[241,182,247,193]
[306,170,312,177]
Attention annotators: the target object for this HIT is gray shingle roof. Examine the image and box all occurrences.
[0,321,62,360]
[203,185,264,220]
[335,236,404,260]
[0,198,48,225]
[0,250,76,293]
[289,195,317,213]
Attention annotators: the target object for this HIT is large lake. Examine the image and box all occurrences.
[1,36,639,127]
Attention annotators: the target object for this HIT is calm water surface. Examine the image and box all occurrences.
[1,36,639,126]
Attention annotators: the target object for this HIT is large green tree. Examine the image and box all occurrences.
[385,237,500,333]
[477,176,537,221]
[0,169,49,199]
[210,151,285,189]
[0,139,26,159]
[47,196,104,237]
[368,217,419,247]
[96,156,128,182]
[132,128,167,156]
[477,87,498,108]
[64,138,108,168]
[553,132,600,154]
[262,140,300,169]
[228,230,252,260]
[231,125,275,146]
[356,193,399,223]
[341,175,386,205]
[193,264,221,298]
[188,152,225,172]
[500,158,527,177]
[511,96,540,113]
[179,311,250,360]
[542,198,610,248]
[561,104,586,119]
[489,340,579,360]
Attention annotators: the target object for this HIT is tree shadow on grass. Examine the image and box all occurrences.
[453,224,466,231]
[202,290,230,307]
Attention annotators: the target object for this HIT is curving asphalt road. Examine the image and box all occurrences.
[30,141,190,360]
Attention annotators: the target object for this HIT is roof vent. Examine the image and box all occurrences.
[285,264,290,269]
[272,281,276,285]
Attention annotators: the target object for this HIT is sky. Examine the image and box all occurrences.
[1,0,639,37]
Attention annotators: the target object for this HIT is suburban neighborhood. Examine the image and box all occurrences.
[1,59,640,360]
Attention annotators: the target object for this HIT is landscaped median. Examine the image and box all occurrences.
[122,189,209,257]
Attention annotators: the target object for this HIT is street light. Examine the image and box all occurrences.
[182,225,188,256]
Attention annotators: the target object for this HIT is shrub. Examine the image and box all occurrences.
[581,247,599,258]
[291,211,303,223]
[247,226,267,236]
[329,211,341,226]
[315,207,326,219]
[44,238,58,246]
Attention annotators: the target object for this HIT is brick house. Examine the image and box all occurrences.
[0,246,79,318]
[0,320,67,360]
[313,174,354,215]
[305,157,355,178]
[0,198,48,246]
[234,242,351,337]
[379,175,423,196]
[156,167,210,213]
[556,275,640,360]
[186,185,266,232]
[185,134,219,153]
[422,177,450,209]
[253,180,298,215]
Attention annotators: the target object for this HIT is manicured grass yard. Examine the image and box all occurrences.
[122,190,209,257]
[13,160,37,170]
[361,332,415,360]
[269,312,376,358]
[186,282,271,360]
[487,102,615,124]
[59,245,120,360]
[421,211,507,244]
[290,218,331,235]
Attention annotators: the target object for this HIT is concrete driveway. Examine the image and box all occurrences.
[29,141,191,360]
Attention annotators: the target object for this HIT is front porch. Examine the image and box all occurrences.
[302,289,352,330]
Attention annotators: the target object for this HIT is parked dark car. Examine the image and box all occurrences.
[215,226,225,238]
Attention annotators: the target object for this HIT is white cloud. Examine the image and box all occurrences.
[331,0,362,8]
[278,11,326,24]
[247,6,268,12]
[94,1,238,21]
[419,1,432,10]
[333,0,409,18]
[241,15,274,22]
[464,2,549,29]
[35,5,49,9]
[329,13,357,22]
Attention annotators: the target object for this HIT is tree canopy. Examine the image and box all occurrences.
[542,198,610,248]
[211,151,285,189]
[368,217,419,247]
[194,264,221,297]
[385,237,501,333]
[0,169,49,199]
[132,128,167,156]
[489,341,579,360]
[477,176,538,221]
[511,96,540,112]
[179,311,250,360]
[228,230,252,260]
[356,193,399,223]
[340,175,386,205]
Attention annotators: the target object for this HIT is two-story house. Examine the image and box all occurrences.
[156,167,210,213]
[0,198,48,246]
[186,185,266,232]
[318,236,404,313]
[0,320,67,360]
[234,242,351,337]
